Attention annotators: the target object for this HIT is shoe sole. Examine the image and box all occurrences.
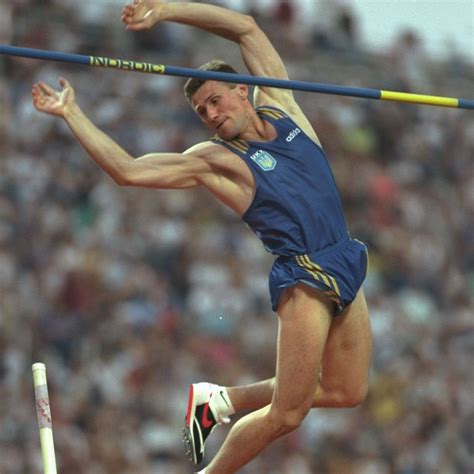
[183,384,199,464]
[182,424,196,464]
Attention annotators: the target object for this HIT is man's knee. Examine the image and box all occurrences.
[268,404,311,435]
[315,381,369,408]
[343,382,368,407]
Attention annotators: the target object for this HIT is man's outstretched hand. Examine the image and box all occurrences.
[32,77,75,118]
[121,0,163,31]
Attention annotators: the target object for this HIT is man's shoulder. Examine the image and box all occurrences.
[184,140,253,186]
[184,140,241,163]
[255,104,289,118]
[184,140,225,157]
[254,96,321,147]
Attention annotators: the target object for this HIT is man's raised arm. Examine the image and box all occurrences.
[32,78,211,189]
[121,1,318,139]
[121,0,289,84]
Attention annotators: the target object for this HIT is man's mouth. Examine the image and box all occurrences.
[217,118,227,130]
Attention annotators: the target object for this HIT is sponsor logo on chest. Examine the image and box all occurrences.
[249,150,277,171]
[286,127,301,142]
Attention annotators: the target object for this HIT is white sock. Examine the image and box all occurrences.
[211,384,235,420]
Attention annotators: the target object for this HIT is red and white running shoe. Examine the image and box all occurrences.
[183,383,230,465]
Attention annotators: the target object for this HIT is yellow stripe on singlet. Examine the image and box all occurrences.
[257,107,286,119]
[230,139,249,153]
[212,136,249,154]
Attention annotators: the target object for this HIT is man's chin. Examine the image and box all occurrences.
[216,129,239,141]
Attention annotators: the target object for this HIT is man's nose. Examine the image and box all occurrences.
[209,106,219,120]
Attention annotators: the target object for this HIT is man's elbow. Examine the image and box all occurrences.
[242,15,259,36]
[113,169,134,187]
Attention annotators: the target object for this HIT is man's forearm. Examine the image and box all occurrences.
[63,104,133,184]
[160,2,254,42]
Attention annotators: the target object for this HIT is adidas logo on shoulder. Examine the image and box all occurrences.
[286,128,301,142]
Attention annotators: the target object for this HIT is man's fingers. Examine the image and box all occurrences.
[122,12,144,24]
[125,21,146,31]
[122,14,138,25]
[121,5,133,18]
[32,85,46,108]
[32,88,41,104]
[121,3,136,18]
[37,82,55,96]
[59,77,69,88]
[32,83,48,104]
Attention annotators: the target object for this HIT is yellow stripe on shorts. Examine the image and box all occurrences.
[296,255,341,298]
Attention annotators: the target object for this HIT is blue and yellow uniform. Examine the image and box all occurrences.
[211,105,368,315]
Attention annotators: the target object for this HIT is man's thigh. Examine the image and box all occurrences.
[273,283,334,412]
[318,289,372,400]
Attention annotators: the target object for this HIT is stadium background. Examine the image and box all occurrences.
[0,1,473,473]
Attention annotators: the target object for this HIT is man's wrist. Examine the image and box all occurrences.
[62,102,81,122]
[158,3,175,23]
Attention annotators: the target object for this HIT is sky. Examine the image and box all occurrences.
[353,0,473,62]
[284,0,473,62]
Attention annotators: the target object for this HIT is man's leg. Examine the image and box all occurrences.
[204,284,333,474]
[315,289,372,406]
[226,289,371,411]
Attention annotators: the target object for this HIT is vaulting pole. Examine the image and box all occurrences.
[1,44,473,109]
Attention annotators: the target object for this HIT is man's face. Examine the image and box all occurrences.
[191,81,249,140]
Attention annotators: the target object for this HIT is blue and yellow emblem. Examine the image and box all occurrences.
[250,150,277,171]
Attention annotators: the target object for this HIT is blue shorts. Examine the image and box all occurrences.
[269,238,368,315]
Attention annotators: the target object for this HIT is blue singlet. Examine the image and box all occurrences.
[211,105,368,314]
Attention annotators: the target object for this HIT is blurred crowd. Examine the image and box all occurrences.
[0,1,473,473]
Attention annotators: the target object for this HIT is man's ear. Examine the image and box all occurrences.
[236,84,249,100]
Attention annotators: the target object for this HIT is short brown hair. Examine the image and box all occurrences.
[184,59,238,102]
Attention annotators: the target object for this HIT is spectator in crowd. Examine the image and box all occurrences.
[0,1,473,473]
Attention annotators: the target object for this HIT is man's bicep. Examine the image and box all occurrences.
[239,18,289,81]
[240,19,297,106]
[123,152,210,189]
